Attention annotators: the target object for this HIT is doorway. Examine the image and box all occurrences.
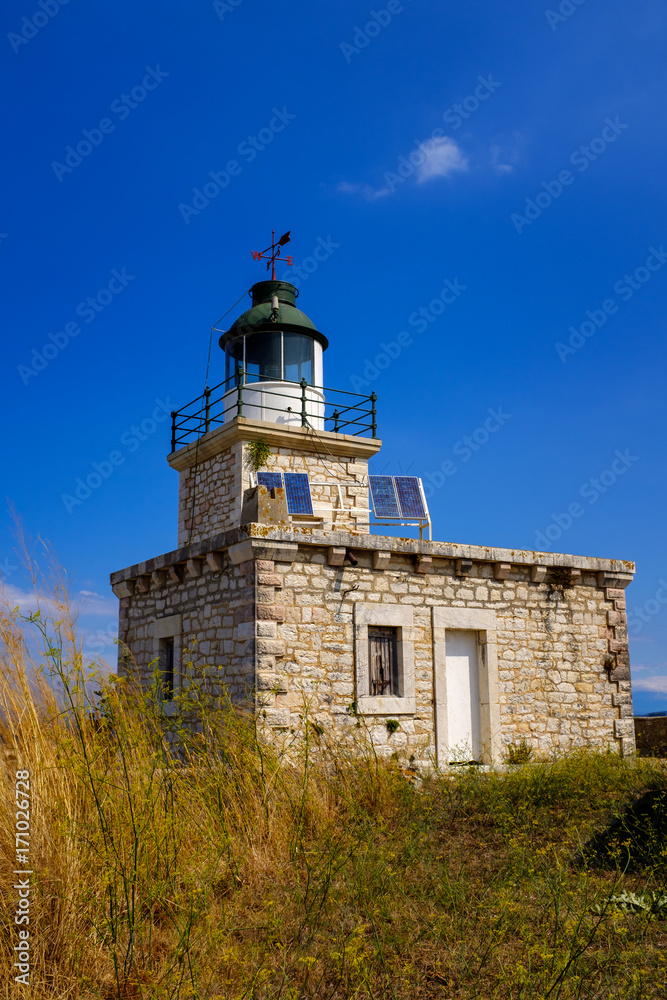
[444,629,481,762]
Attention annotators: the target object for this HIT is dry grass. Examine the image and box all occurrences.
[1,577,666,999]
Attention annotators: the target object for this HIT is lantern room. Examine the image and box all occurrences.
[219,280,328,429]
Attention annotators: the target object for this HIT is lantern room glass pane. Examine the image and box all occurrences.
[224,338,244,386]
[283,333,314,384]
[245,332,282,383]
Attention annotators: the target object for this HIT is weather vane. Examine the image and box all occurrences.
[251,229,294,279]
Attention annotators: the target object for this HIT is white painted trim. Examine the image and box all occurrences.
[432,606,501,766]
[354,602,415,715]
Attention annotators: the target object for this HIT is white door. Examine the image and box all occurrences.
[445,630,481,761]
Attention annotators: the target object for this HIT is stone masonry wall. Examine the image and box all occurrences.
[177,441,243,547]
[117,551,256,703]
[111,528,635,767]
[253,546,634,765]
[177,442,370,546]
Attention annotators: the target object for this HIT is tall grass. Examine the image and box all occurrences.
[1,576,666,999]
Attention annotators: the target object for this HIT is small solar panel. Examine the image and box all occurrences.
[395,477,427,519]
[283,472,313,515]
[369,476,401,518]
[257,471,283,492]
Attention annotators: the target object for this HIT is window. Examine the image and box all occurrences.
[160,636,175,701]
[283,333,313,384]
[224,332,315,386]
[244,332,282,383]
[224,336,244,386]
[150,614,182,712]
[354,604,415,715]
[368,626,399,696]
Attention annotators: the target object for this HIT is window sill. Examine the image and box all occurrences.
[358,696,416,716]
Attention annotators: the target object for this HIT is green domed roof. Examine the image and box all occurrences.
[218,281,328,350]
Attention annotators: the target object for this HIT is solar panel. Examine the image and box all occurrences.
[257,471,283,492]
[395,477,427,519]
[369,476,401,518]
[283,472,313,515]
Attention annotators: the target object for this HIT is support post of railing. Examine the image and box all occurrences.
[237,364,244,418]
[300,377,308,428]
[333,409,340,433]
[170,411,177,453]
[204,388,211,433]
[370,392,377,437]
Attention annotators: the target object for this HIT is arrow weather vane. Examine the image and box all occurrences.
[251,229,294,279]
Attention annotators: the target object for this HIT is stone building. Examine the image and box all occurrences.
[111,277,636,765]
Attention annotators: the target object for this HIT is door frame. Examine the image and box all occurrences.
[432,607,501,766]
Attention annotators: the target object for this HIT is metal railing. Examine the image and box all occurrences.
[170,367,377,452]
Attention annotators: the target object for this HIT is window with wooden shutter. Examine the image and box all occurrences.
[160,636,175,701]
[368,626,399,696]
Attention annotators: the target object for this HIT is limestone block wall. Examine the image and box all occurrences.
[111,527,635,767]
[266,448,370,532]
[248,540,635,765]
[176,441,243,547]
[115,547,255,703]
[175,441,370,546]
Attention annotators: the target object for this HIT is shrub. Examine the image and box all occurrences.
[505,738,534,765]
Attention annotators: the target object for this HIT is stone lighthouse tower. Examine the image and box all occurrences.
[111,250,636,766]
[170,275,380,546]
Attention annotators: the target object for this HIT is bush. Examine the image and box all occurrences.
[505,738,534,765]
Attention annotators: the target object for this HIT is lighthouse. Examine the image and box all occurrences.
[111,236,636,767]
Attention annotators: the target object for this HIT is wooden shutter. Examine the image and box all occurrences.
[368,626,398,696]
[162,637,174,701]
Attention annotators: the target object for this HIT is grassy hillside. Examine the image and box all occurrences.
[1,593,666,1000]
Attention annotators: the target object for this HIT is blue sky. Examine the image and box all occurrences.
[2,0,666,712]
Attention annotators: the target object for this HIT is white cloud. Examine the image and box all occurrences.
[335,180,390,201]
[0,583,117,619]
[415,136,468,182]
[631,672,667,694]
[335,136,468,201]
[490,131,527,175]
[75,590,117,616]
[1,582,119,668]
[1,583,59,616]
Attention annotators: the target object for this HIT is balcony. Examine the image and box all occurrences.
[170,369,378,452]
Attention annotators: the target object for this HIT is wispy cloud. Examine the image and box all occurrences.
[336,136,469,200]
[416,136,468,182]
[334,180,390,201]
[490,131,527,175]
[627,660,667,695]
[632,673,667,694]
[1,582,116,618]
[1,582,119,665]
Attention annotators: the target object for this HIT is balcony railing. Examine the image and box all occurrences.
[170,367,377,452]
